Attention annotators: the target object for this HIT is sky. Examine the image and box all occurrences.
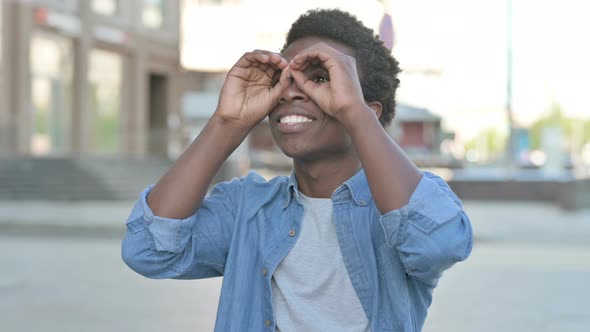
[182,0,590,141]
[390,0,590,140]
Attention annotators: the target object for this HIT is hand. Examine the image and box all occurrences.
[216,50,290,130]
[288,42,368,121]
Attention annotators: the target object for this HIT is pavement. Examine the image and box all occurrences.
[1,199,590,332]
[1,198,589,241]
[0,200,132,236]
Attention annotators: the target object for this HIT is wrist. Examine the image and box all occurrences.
[206,114,253,148]
[210,112,255,135]
[335,103,379,131]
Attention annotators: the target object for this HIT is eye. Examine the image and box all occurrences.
[312,74,330,84]
[305,64,329,84]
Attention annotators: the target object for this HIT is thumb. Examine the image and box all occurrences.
[290,69,322,101]
[268,67,291,103]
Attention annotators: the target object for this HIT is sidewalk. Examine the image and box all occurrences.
[1,199,589,241]
[0,200,134,236]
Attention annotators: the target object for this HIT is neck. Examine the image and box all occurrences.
[293,154,361,198]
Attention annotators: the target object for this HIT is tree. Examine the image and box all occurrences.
[529,102,590,153]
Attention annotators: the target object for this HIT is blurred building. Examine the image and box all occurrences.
[390,104,460,168]
[0,0,194,159]
[391,104,442,151]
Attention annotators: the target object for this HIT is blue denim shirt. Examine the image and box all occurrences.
[122,170,472,332]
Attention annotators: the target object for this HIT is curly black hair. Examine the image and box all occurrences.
[282,9,401,127]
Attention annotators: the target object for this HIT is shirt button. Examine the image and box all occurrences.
[262,268,268,276]
[288,229,296,237]
[265,319,272,327]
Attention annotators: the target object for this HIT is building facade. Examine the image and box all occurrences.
[0,0,193,158]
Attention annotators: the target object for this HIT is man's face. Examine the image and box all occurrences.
[268,36,360,161]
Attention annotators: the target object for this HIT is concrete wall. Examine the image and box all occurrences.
[448,179,590,211]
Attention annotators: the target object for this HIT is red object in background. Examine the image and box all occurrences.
[379,13,394,50]
[400,122,425,148]
[34,7,49,25]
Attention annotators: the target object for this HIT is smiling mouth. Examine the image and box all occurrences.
[279,115,313,124]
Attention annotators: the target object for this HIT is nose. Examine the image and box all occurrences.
[278,78,309,104]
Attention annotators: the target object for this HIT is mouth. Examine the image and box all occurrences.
[272,112,317,134]
[278,115,313,124]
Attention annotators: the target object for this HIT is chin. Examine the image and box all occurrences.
[277,144,308,160]
[274,140,317,161]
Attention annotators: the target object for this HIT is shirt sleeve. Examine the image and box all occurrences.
[379,171,473,287]
[121,177,240,280]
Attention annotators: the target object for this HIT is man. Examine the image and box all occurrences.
[122,9,472,332]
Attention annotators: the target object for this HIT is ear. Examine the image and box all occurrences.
[366,101,383,119]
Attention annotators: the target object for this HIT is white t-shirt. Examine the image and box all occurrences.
[271,193,370,332]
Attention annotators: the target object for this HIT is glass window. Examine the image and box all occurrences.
[89,49,122,155]
[30,32,73,156]
[92,0,119,17]
[142,0,164,29]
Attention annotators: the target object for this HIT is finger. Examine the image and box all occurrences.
[263,53,288,81]
[233,51,267,69]
[290,48,327,63]
[290,52,331,71]
[291,60,310,73]
[237,50,271,66]
[254,50,290,68]
[252,50,271,64]
[234,50,288,71]
[268,52,289,69]
[269,66,292,101]
[233,52,256,68]
[289,69,317,98]
[272,66,291,92]
[289,43,344,70]
[263,61,286,82]
[258,63,270,72]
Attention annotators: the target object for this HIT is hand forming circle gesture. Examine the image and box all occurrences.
[287,42,368,121]
[216,50,290,129]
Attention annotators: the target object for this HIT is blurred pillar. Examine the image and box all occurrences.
[126,3,147,158]
[71,0,92,155]
[120,55,134,155]
[506,0,515,165]
[6,2,32,154]
[131,51,147,157]
[167,70,182,158]
[0,2,8,153]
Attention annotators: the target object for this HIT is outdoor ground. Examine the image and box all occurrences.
[0,201,589,332]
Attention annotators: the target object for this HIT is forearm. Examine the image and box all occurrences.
[341,107,422,214]
[147,114,250,219]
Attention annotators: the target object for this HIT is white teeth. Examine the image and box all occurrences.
[279,115,313,124]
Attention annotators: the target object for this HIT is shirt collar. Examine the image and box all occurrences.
[284,170,301,208]
[284,168,371,208]
[339,168,371,206]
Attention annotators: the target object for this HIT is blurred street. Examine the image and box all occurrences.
[1,201,589,332]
